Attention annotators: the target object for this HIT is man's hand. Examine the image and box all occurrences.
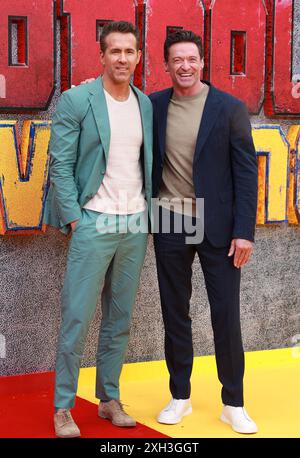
[228,239,253,268]
[70,219,80,231]
[72,78,96,88]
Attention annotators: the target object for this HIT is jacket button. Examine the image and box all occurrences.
[101,170,105,175]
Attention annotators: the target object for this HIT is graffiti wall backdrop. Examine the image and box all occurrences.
[0,0,299,375]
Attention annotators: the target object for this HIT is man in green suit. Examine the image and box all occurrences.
[43,21,153,438]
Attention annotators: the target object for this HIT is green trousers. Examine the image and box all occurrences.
[54,208,148,409]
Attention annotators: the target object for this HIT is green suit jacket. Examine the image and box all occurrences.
[43,76,153,235]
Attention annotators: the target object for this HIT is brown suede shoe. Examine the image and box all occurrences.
[54,409,81,438]
[98,400,136,427]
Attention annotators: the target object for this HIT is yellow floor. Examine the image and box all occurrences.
[77,348,300,438]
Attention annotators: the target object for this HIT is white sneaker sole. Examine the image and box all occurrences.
[157,406,193,425]
[220,413,258,434]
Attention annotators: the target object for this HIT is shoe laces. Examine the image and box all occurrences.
[109,400,128,413]
[165,399,178,412]
[116,400,125,412]
[58,409,72,425]
[241,408,253,423]
[227,406,252,424]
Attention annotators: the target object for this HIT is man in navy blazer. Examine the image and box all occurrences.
[150,30,258,434]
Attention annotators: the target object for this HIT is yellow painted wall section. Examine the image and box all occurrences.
[0,122,299,234]
[287,125,300,225]
[256,155,267,225]
[0,121,51,234]
[252,126,289,223]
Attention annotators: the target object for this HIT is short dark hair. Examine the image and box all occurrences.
[100,21,140,53]
[164,30,204,62]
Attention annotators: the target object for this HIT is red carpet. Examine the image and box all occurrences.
[0,372,168,438]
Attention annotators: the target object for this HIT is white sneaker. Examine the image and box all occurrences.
[220,405,258,434]
[157,398,192,424]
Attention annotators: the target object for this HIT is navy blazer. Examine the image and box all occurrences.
[149,82,258,248]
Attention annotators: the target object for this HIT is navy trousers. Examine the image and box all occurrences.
[153,209,244,407]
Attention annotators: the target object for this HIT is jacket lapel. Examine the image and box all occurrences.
[155,85,221,163]
[88,76,110,162]
[157,88,173,161]
[194,84,222,163]
[131,85,152,198]
[131,85,150,159]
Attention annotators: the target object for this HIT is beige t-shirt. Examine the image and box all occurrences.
[159,84,209,216]
[84,87,145,215]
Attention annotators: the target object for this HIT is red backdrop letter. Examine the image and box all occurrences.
[143,0,205,94]
[59,0,135,90]
[0,0,56,111]
[209,0,267,114]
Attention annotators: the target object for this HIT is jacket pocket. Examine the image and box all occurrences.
[72,211,84,233]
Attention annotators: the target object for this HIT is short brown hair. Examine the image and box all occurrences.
[100,21,140,53]
[164,30,204,62]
